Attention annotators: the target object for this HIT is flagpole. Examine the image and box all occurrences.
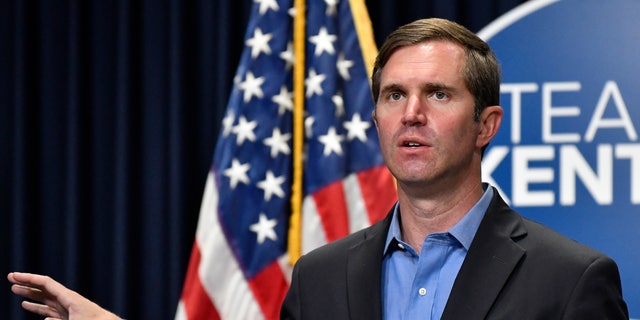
[349,0,378,79]
[288,0,306,265]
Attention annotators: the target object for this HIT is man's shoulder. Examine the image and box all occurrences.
[519,215,610,262]
[487,188,610,262]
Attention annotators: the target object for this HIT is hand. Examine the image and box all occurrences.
[8,272,121,320]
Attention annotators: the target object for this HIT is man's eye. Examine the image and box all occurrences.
[390,92,403,101]
[434,91,448,100]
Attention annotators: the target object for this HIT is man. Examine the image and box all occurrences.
[8,18,628,320]
[280,18,628,319]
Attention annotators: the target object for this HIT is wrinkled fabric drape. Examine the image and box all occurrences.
[1,0,524,318]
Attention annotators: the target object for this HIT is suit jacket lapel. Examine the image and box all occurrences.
[442,189,527,320]
[346,209,393,320]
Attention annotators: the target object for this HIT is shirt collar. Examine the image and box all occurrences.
[384,183,494,254]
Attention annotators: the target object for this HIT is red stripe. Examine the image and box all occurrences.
[248,261,290,320]
[312,181,350,241]
[180,241,221,320]
[357,165,398,223]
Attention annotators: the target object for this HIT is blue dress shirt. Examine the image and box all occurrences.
[381,185,493,319]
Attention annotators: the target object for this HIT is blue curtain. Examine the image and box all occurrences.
[1,0,525,318]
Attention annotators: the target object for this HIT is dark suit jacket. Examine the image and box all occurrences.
[281,188,628,319]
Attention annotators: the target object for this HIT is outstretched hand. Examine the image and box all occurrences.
[8,272,121,320]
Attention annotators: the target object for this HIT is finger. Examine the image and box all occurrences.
[9,273,63,291]
[7,272,35,286]
[11,284,47,301]
[21,300,62,318]
[9,272,69,300]
[12,283,66,314]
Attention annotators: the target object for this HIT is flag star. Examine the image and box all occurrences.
[318,126,344,156]
[238,72,265,103]
[272,85,293,115]
[279,42,295,70]
[246,28,273,59]
[305,69,326,97]
[305,116,316,138]
[232,116,258,145]
[288,6,296,18]
[223,158,251,189]
[325,0,339,16]
[254,0,279,15]
[343,113,371,142]
[249,213,278,244]
[332,93,345,117]
[222,112,235,136]
[264,127,291,158]
[256,170,286,201]
[309,27,337,56]
[337,53,354,80]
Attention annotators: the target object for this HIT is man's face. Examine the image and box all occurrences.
[373,41,484,190]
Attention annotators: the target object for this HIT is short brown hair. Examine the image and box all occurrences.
[371,18,500,121]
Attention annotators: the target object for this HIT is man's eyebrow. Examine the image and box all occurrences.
[421,82,454,92]
[379,82,459,96]
[379,83,404,94]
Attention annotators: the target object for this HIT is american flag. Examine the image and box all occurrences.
[174,0,397,319]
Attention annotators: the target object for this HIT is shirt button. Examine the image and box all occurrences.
[418,288,427,296]
[397,243,405,250]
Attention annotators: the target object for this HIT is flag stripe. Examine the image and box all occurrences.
[180,243,220,320]
[301,195,327,255]
[312,181,350,242]
[197,173,263,319]
[175,301,187,320]
[300,167,397,254]
[357,165,397,223]
[343,173,372,232]
[247,261,290,319]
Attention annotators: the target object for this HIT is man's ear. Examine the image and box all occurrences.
[372,110,378,128]
[476,105,503,148]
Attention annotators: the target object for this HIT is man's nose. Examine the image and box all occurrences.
[401,96,426,126]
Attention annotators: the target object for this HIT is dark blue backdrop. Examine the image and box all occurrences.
[1,1,525,318]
